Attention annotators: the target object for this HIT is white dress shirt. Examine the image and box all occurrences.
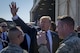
[47,30,52,53]
[25,33,31,52]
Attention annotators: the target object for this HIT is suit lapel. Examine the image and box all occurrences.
[50,31,59,53]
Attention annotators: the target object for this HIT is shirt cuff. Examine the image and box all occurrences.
[12,15,19,20]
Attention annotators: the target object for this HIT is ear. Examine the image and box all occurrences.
[17,35,21,38]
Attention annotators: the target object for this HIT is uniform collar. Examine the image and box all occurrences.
[60,32,77,44]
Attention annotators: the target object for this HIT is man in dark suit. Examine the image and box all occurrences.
[37,16,59,53]
[9,2,59,53]
[9,2,38,53]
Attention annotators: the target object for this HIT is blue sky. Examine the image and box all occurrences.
[0,0,33,23]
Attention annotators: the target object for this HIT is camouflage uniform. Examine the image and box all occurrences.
[56,32,80,53]
[0,43,28,53]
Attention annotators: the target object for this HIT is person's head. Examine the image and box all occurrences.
[39,16,51,32]
[56,15,75,39]
[50,21,56,31]
[8,26,24,45]
[0,27,2,36]
[0,22,8,32]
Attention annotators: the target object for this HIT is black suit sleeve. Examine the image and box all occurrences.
[51,31,59,53]
[13,17,32,34]
[12,17,39,53]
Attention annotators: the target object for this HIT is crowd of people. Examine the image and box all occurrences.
[0,1,80,53]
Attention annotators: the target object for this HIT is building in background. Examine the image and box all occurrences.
[55,0,80,28]
[0,18,16,29]
[30,0,55,25]
[30,0,80,28]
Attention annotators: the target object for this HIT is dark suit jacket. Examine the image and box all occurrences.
[50,31,59,53]
[13,17,38,53]
[13,17,59,53]
[38,30,59,53]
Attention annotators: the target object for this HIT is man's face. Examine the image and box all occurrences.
[19,31,24,43]
[0,22,8,32]
[0,27,2,35]
[56,20,65,39]
[40,18,51,31]
[17,27,24,43]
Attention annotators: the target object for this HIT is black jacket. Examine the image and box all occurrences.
[13,17,38,53]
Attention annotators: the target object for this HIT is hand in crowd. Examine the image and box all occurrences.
[37,31,47,46]
[9,2,19,16]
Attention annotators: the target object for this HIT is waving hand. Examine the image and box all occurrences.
[9,2,19,16]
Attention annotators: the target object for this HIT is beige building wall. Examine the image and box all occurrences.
[30,0,41,21]
[55,0,80,28]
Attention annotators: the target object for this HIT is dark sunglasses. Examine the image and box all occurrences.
[2,26,7,28]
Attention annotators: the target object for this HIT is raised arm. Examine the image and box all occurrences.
[9,2,33,34]
[9,2,19,16]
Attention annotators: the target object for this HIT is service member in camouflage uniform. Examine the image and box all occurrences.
[36,16,80,53]
[0,27,28,53]
[55,15,80,53]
